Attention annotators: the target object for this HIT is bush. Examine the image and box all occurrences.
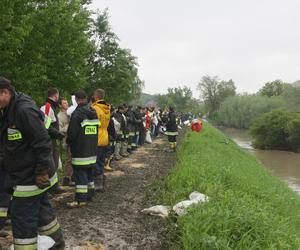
[216,95,283,129]
[250,110,300,151]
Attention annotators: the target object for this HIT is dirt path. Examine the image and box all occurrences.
[56,135,175,249]
[0,135,176,250]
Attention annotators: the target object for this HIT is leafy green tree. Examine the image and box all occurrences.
[282,82,300,112]
[86,10,143,104]
[197,76,236,113]
[259,80,287,97]
[0,0,95,104]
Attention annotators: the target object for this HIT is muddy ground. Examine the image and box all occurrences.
[0,135,177,250]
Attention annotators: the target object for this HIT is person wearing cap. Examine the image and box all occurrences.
[0,76,64,249]
[166,107,178,151]
[66,90,99,208]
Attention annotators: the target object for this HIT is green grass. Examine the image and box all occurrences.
[159,123,300,250]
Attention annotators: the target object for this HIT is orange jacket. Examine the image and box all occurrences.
[91,100,111,146]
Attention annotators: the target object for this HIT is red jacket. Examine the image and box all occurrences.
[191,120,202,133]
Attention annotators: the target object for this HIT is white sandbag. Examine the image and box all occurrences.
[145,130,152,144]
[189,191,209,202]
[173,192,209,216]
[141,205,171,218]
[10,235,55,250]
[172,200,199,216]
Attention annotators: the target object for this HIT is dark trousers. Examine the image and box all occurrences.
[52,139,60,171]
[139,128,146,145]
[168,135,177,143]
[95,146,108,176]
[0,170,10,230]
[73,167,94,203]
[11,192,64,249]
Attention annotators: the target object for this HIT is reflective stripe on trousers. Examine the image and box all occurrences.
[76,185,88,193]
[0,207,8,217]
[72,156,97,166]
[38,217,60,236]
[14,237,37,250]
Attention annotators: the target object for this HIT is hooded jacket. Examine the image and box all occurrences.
[0,92,56,195]
[91,100,111,147]
[67,103,99,167]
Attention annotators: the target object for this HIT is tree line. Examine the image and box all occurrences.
[198,76,300,151]
[0,1,143,105]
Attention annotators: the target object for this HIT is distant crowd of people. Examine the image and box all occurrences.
[0,76,199,249]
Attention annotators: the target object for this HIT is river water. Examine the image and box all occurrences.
[220,127,300,194]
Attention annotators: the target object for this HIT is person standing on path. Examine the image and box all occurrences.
[58,97,74,186]
[41,88,65,193]
[0,77,64,249]
[113,105,127,160]
[67,90,99,208]
[91,89,111,192]
[166,107,178,151]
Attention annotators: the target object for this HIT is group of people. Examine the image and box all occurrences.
[0,76,179,249]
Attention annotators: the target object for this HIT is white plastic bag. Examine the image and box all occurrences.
[141,205,171,218]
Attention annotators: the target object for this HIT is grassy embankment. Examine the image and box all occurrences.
[158,123,300,249]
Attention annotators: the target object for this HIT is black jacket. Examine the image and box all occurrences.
[0,92,55,190]
[108,117,116,142]
[125,109,136,133]
[67,103,99,166]
[113,111,126,140]
[42,98,62,140]
[134,110,144,131]
[166,111,178,133]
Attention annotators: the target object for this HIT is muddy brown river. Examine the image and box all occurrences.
[220,127,300,194]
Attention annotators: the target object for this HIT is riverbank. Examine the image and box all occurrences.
[157,123,300,249]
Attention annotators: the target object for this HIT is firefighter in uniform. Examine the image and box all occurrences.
[0,77,64,249]
[0,114,10,237]
[67,90,99,208]
[0,169,10,237]
[166,107,178,151]
[112,105,127,160]
[125,105,137,153]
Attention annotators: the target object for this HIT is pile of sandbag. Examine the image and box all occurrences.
[142,191,209,218]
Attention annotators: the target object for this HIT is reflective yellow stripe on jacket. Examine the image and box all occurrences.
[13,173,58,198]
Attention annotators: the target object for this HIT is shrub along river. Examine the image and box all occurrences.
[220,127,300,194]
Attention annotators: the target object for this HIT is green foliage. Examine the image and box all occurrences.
[250,110,300,151]
[259,79,287,97]
[282,83,300,112]
[216,95,283,129]
[0,3,143,105]
[153,86,202,113]
[159,124,300,249]
[197,75,236,113]
[86,10,143,104]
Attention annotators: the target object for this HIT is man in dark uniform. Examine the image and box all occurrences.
[0,77,64,249]
[166,107,178,151]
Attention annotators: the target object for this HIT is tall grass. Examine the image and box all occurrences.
[159,123,300,249]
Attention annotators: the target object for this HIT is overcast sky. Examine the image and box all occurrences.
[90,0,300,96]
